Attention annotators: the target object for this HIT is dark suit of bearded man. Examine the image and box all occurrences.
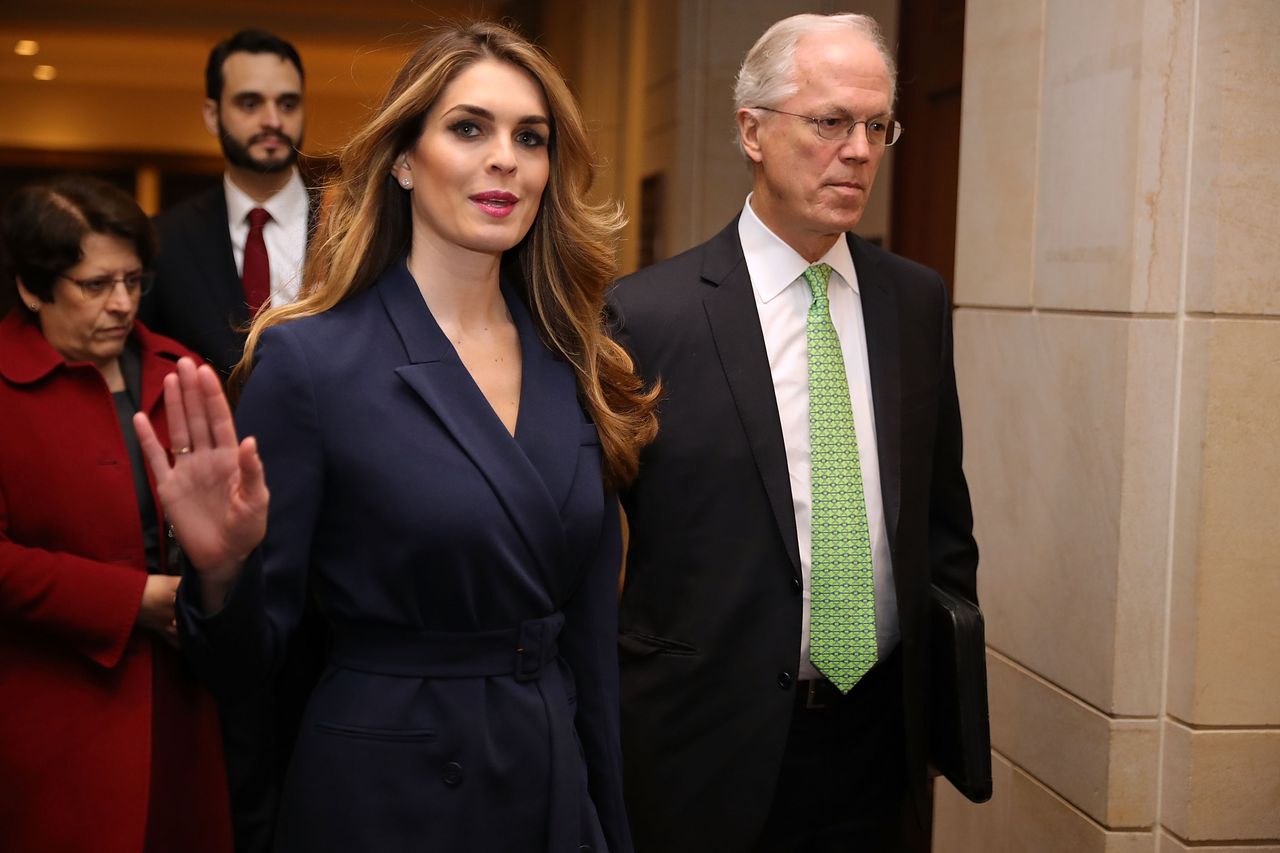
[141,180,318,377]
[608,12,978,853]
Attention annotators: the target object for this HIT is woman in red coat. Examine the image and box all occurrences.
[0,176,232,853]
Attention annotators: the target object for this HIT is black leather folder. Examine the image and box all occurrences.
[928,583,993,803]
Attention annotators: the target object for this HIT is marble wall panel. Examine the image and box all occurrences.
[1167,319,1280,725]
[1034,0,1190,313]
[954,309,1175,714]
[1033,0,1142,312]
[1160,720,1280,841]
[953,0,1044,308]
[1127,0,1193,314]
[1184,1,1280,316]
[1159,834,1280,853]
[987,653,1158,826]
[935,752,1157,852]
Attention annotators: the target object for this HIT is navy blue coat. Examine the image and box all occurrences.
[178,259,631,853]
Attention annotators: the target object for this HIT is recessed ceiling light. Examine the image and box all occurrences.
[33,65,57,81]
[15,40,40,57]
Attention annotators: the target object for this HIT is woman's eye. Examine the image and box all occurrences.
[516,129,547,148]
[868,121,887,133]
[449,120,481,138]
[84,278,112,294]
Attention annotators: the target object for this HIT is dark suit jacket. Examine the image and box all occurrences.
[177,260,633,853]
[608,219,979,853]
[141,183,317,376]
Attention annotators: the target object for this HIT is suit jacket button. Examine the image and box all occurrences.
[777,671,794,689]
[790,576,802,595]
[442,761,463,786]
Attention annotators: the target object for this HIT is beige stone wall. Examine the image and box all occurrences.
[939,0,1280,849]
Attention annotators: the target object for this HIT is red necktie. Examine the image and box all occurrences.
[242,207,272,315]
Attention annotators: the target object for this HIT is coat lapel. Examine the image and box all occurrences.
[509,292,583,515]
[133,325,186,417]
[379,261,569,591]
[849,234,901,552]
[700,220,803,574]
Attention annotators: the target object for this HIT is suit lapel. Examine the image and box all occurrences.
[379,261,569,592]
[849,234,901,553]
[700,221,803,574]
[189,189,249,328]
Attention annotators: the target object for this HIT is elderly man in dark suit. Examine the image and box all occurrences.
[141,29,312,376]
[610,12,979,852]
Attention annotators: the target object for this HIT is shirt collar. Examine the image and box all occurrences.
[223,168,306,227]
[738,194,859,304]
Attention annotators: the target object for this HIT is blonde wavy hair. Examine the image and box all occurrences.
[233,21,657,488]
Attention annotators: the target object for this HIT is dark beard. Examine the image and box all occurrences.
[218,120,302,174]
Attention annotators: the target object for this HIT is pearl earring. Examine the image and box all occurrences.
[29,302,39,311]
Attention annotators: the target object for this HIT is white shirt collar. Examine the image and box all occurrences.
[223,168,307,227]
[738,193,859,303]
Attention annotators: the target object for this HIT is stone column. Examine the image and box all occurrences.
[937,0,1280,850]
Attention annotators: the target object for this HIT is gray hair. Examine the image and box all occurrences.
[732,13,897,154]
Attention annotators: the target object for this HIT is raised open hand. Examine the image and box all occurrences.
[134,358,269,608]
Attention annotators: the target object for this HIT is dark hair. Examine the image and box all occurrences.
[1,175,155,304]
[205,29,304,102]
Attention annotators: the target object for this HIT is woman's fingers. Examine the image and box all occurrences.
[178,358,214,451]
[238,436,269,507]
[163,370,191,455]
[133,411,172,484]
[178,358,213,452]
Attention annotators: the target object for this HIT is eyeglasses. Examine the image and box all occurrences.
[754,107,903,147]
[59,271,155,300]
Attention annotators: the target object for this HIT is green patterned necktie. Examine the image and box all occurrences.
[805,262,877,693]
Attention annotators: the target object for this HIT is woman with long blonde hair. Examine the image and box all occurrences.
[135,20,655,852]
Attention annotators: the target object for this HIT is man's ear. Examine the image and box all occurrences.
[736,108,765,164]
[202,99,220,138]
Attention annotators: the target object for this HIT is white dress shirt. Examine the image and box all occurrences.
[224,169,308,306]
[738,196,899,680]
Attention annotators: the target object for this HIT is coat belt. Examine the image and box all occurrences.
[330,611,564,683]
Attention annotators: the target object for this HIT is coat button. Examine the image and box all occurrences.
[790,575,802,595]
[442,761,463,786]
[777,671,794,689]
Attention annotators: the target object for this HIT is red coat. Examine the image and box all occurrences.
[0,310,232,853]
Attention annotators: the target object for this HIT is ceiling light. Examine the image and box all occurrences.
[33,65,57,81]
[15,40,39,56]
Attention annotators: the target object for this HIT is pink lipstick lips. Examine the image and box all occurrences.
[470,190,519,218]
